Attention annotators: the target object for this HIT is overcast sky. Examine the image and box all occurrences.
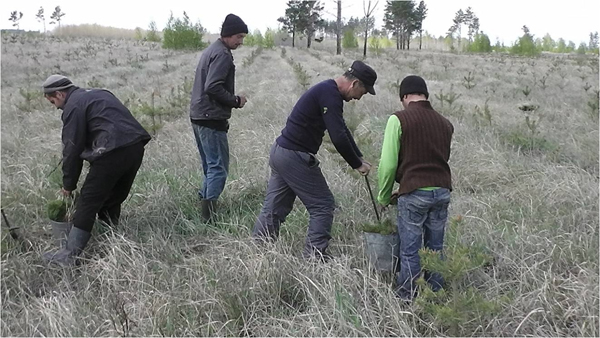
[2,0,598,45]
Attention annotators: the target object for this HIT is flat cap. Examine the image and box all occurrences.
[347,60,377,95]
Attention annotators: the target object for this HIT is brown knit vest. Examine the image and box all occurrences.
[393,101,454,195]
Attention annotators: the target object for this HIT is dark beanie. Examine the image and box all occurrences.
[399,75,429,99]
[221,14,248,37]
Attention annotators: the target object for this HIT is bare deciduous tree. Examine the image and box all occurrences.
[362,0,379,57]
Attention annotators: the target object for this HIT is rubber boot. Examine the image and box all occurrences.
[201,199,217,223]
[43,226,91,266]
[50,221,72,249]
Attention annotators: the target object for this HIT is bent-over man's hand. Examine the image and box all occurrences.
[60,188,72,198]
[356,162,371,176]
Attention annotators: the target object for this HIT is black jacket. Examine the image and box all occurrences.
[61,87,151,191]
[190,39,240,122]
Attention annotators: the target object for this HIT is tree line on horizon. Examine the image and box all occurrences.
[7,1,599,56]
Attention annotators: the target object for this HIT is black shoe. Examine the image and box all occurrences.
[393,286,415,304]
[303,248,334,263]
[318,251,334,263]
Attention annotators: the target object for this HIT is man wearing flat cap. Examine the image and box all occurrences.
[377,75,454,301]
[190,13,248,223]
[41,74,151,266]
[252,60,377,261]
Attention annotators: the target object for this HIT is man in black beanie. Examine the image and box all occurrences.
[376,75,454,302]
[41,74,151,266]
[190,13,248,222]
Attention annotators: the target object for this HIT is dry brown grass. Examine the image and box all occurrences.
[1,34,598,336]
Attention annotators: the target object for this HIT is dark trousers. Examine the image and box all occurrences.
[72,142,145,232]
[253,142,335,256]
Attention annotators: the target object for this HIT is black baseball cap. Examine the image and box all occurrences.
[347,60,377,95]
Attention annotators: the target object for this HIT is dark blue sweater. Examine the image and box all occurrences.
[276,79,363,169]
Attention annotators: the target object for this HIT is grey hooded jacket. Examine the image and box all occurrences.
[190,39,240,122]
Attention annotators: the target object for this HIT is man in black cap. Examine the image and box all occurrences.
[190,13,248,222]
[377,75,454,301]
[41,74,151,266]
[252,61,377,261]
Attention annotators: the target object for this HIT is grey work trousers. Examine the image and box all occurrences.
[252,142,335,257]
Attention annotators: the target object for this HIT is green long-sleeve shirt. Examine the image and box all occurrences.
[377,115,438,205]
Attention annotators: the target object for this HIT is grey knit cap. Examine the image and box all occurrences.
[42,74,75,94]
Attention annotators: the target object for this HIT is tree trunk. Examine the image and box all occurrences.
[400,32,404,50]
[336,0,342,55]
[407,33,411,50]
[292,28,295,48]
[363,26,368,57]
[419,31,422,49]
[396,28,399,50]
[307,12,315,49]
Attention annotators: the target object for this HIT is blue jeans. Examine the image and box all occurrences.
[192,124,229,201]
[396,188,451,300]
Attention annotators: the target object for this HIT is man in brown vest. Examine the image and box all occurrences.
[376,75,454,301]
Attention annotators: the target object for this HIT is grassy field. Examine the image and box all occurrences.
[1,33,599,336]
